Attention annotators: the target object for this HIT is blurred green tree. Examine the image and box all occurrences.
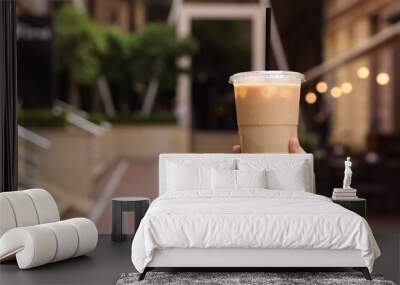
[102,27,138,89]
[55,5,197,115]
[101,23,197,114]
[54,4,107,108]
[133,23,197,114]
[100,27,139,112]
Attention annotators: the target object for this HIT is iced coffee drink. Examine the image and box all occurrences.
[229,71,304,153]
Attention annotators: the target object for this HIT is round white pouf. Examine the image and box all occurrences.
[1,192,39,227]
[43,221,79,262]
[63,218,98,257]
[0,218,98,269]
[0,196,17,237]
[0,226,57,269]
[24,189,60,224]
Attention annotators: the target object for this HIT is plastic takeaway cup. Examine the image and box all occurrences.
[229,71,305,153]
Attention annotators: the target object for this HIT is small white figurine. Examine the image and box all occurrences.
[343,157,353,189]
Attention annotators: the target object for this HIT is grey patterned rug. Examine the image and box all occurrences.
[116,272,396,285]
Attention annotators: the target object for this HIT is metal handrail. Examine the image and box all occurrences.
[66,113,106,136]
[54,100,87,117]
[18,125,51,149]
[54,100,106,136]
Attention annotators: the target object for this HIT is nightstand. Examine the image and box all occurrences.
[112,197,150,242]
[331,198,366,218]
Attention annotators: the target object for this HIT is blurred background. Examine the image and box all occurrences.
[16,0,399,257]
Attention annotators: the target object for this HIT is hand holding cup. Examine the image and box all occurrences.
[233,137,305,154]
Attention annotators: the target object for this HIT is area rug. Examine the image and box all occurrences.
[116,272,396,285]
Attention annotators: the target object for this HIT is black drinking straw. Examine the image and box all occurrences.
[265,7,272,70]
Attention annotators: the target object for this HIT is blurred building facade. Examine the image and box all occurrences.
[324,0,400,151]
[314,0,400,216]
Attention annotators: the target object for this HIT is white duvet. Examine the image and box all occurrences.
[131,190,380,273]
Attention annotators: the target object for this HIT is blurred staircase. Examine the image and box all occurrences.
[17,104,115,218]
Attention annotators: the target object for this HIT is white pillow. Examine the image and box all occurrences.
[237,169,267,188]
[266,162,308,191]
[211,169,267,190]
[211,168,236,190]
[167,163,210,191]
[166,160,236,191]
[238,158,310,192]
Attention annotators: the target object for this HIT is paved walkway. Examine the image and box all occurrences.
[91,158,158,234]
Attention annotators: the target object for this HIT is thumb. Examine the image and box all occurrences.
[289,137,305,154]
[232,145,241,153]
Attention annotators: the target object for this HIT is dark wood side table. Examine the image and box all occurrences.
[331,198,366,218]
[112,197,150,242]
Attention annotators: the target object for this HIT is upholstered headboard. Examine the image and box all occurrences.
[159,153,315,196]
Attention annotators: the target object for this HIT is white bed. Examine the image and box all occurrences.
[131,154,380,280]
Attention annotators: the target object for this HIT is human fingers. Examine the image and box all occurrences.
[232,145,241,153]
[288,137,305,153]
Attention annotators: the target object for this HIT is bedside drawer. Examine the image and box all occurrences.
[331,198,366,218]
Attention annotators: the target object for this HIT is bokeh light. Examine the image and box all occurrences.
[357,67,370,79]
[376,73,390,85]
[330,87,342,98]
[316,81,328,93]
[341,82,353,94]
[305,92,317,104]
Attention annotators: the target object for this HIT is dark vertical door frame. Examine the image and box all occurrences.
[0,0,18,192]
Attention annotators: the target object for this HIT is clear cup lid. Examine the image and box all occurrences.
[229,70,305,85]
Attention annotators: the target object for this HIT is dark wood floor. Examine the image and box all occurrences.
[1,233,399,285]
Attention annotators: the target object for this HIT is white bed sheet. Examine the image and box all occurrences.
[131,190,380,273]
